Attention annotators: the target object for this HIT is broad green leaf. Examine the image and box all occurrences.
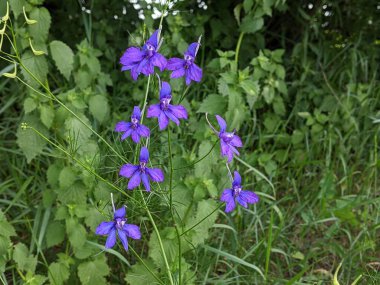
[89,95,109,123]
[24,98,37,114]
[28,7,51,43]
[21,51,48,88]
[13,243,37,273]
[59,166,76,189]
[197,94,227,114]
[45,221,65,248]
[48,262,70,285]
[49,40,74,80]
[47,163,61,187]
[9,0,25,19]
[66,218,87,249]
[16,115,48,163]
[240,15,264,34]
[39,104,54,128]
[240,79,260,109]
[77,256,110,285]
[25,272,47,285]
[125,259,157,285]
[56,181,88,204]
[64,114,92,145]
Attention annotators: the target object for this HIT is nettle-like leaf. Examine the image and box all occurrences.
[28,7,51,43]
[66,218,87,250]
[50,40,74,80]
[45,221,65,248]
[39,104,55,129]
[0,210,16,259]
[64,114,93,145]
[13,243,37,273]
[77,256,110,285]
[9,0,25,19]
[16,115,48,163]
[21,51,48,88]
[89,95,109,123]
[48,261,70,285]
[197,94,227,114]
[124,259,157,285]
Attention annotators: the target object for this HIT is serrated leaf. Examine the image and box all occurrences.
[77,257,110,285]
[64,114,92,145]
[240,79,260,109]
[28,7,51,43]
[50,41,74,80]
[40,104,54,128]
[45,221,65,248]
[197,94,227,114]
[89,95,109,123]
[125,259,157,285]
[48,262,70,285]
[56,181,88,204]
[21,51,48,88]
[16,115,48,163]
[24,272,47,285]
[58,167,76,189]
[13,243,37,273]
[66,218,87,249]
[9,0,25,18]
[24,98,37,114]
[47,163,61,187]
[240,15,264,34]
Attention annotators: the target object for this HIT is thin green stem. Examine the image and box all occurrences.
[139,191,174,285]
[235,32,245,67]
[178,85,190,104]
[140,75,151,125]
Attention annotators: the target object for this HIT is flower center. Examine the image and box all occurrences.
[220,132,234,143]
[184,54,194,68]
[233,185,242,197]
[145,43,156,57]
[160,97,171,110]
[131,117,139,129]
[115,217,126,229]
[140,162,147,172]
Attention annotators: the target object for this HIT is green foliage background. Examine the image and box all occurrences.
[0,0,379,284]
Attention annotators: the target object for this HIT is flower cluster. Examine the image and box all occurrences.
[97,29,203,250]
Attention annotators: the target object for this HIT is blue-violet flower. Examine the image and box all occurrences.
[147,81,188,130]
[119,147,164,191]
[166,42,202,85]
[220,171,259,213]
[216,115,243,163]
[114,106,150,143]
[95,206,141,251]
[120,29,167,80]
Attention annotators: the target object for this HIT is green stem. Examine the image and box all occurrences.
[235,32,245,67]
[139,191,174,285]
[178,85,190,104]
[140,75,151,125]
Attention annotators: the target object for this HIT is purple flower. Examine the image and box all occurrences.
[220,171,259,213]
[215,115,243,163]
[119,147,164,191]
[95,206,141,251]
[166,42,202,85]
[120,29,167,80]
[114,106,150,143]
[147,81,188,130]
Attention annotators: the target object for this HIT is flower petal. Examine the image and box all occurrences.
[158,112,169,130]
[105,229,117,248]
[141,61,154,76]
[189,63,202,82]
[164,110,180,125]
[141,172,150,192]
[186,42,200,57]
[170,67,186,79]
[147,104,162,118]
[236,196,248,208]
[220,189,235,213]
[146,168,164,182]
[139,147,149,162]
[114,207,126,219]
[123,224,141,240]
[216,115,227,132]
[160,81,172,99]
[95,221,115,235]
[227,148,235,163]
[167,57,185,70]
[230,135,243,147]
[132,106,141,120]
[128,171,141,189]
[121,128,133,140]
[119,164,139,178]
[117,228,129,251]
[120,47,144,66]
[220,140,230,157]
[233,171,242,186]
[115,121,131,132]
[131,130,140,143]
[151,53,167,72]
[239,190,259,204]
[168,105,188,119]
[146,29,159,48]
[185,73,192,85]
[137,125,150,137]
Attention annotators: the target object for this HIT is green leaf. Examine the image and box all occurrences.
[24,98,37,114]
[89,95,109,123]
[59,167,76,189]
[49,40,74,80]
[125,259,157,285]
[226,89,247,129]
[56,181,88,204]
[25,272,47,285]
[16,115,48,163]
[48,262,70,285]
[197,94,227,114]
[21,51,48,88]
[9,0,25,19]
[13,243,37,273]
[66,218,87,249]
[64,114,93,145]
[45,221,65,248]
[77,256,110,285]
[28,7,51,43]
[240,16,264,34]
[240,80,260,109]
[47,163,61,187]
[39,104,54,129]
